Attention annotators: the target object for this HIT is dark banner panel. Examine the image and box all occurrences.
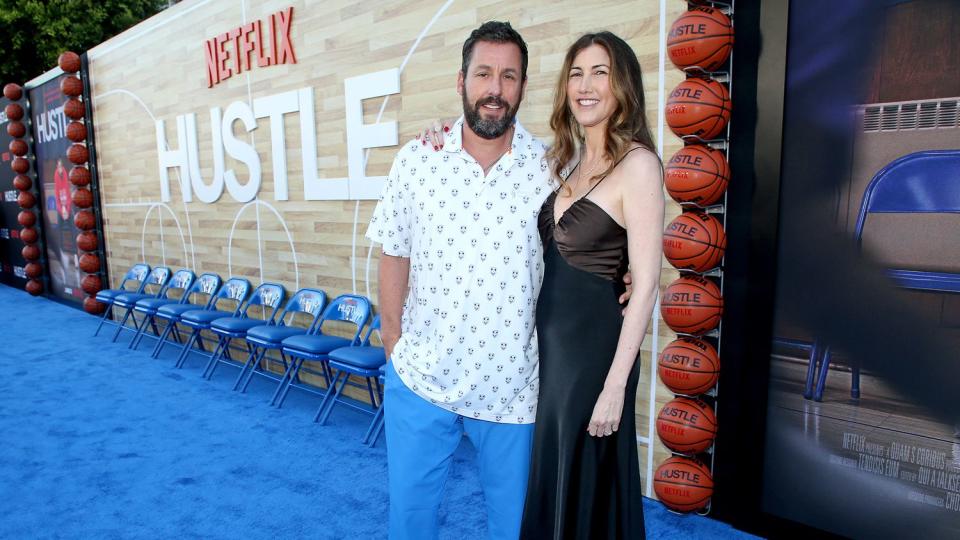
[0,96,29,289]
[28,75,82,305]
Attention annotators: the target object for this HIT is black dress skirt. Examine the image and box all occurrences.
[520,188,645,540]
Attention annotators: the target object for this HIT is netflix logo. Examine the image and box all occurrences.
[203,6,297,88]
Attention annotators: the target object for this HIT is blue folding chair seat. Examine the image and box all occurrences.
[108,267,173,343]
[812,150,960,401]
[273,295,372,410]
[128,270,199,350]
[153,277,250,360]
[93,263,150,336]
[223,288,327,397]
[317,316,385,432]
[173,281,275,370]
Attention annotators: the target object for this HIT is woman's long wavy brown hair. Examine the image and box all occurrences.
[547,32,656,192]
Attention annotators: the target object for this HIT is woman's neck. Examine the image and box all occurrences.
[581,122,607,165]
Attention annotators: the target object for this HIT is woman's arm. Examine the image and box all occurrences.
[588,148,664,437]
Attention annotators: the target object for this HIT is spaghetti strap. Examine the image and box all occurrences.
[583,146,646,197]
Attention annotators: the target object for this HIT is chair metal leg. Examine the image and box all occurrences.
[315,371,349,425]
[803,341,822,400]
[814,346,832,402]
[201,337,229,379]
[174,330,200,368]
[110,309,134,342]
[274,357,305,409]
[240,348,269,394]
[232,346,262,391]
[364,405,385,446]
[851,365,861,399]
[151,324,174,358]
[93,305,113,336]
[129,313,149,349]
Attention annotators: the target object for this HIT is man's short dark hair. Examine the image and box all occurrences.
[461,21,528,81]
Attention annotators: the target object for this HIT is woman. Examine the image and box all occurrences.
[423,32,662,539]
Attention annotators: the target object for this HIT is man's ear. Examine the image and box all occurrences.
[457,70,465,97]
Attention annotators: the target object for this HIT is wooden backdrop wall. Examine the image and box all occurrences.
[86,0,688,498]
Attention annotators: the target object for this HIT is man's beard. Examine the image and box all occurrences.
[462,93,519,139]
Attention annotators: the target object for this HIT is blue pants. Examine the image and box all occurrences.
[384,363,534,540]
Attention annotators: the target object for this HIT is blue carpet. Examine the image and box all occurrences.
[0,284,758,539]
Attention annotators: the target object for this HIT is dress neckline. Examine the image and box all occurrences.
[549,191,625,231]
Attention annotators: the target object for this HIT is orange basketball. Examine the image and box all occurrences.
[67,143,89,164]
[17,191,36,209]
[665,145,730,206]
[72,188,93,208]
[4,103,23,121]
[24,262,43,279]
[58,51,81,73]
[18,211,36,227]
[660,275,723,335]
[67,121,87,142]
[20,227,38,244]
[6,121,25,138]
[3,83,22,100]
[74,210,96,230]
[658,337,720,395]
[64,99,85,120]
[26,279,44,296]
[83,296,107,314]
[81,274,102,295]
[667,7,734,72]
[9,139,28,156]
[79,253,100,273]
[663,212,726,273]
[77,231,98,252]
[13,174,31,191]
[11,157,29,174]
[666,78,731,141]
[60,75,83,97]
[656,397,718,454]
[70,166,91,186]
[21,244,40,261]
[654,456,714,512]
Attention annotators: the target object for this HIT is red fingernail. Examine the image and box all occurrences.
[434,145,439,151]
[422,139,426,145]
[443,126,450,132]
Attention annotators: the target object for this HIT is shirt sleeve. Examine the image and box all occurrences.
[365,152,413,257]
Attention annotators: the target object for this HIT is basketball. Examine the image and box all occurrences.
[17,191,36,209]
[6,121,25,138]
[666,77,731,141]
[77,231,98,252]
[663,211,726,272]
[658,337,720,395]
[4,103,23,121]
[73,188,93,208]
[11,157,29,174]
[70,166,91,186]
[83,296,107,314]
[74,209,96,230]
[20,227,38,244]
[9,139,28,156]
[58,51,81,73]
[64,99,86,120]
[24,262,43,279]
[18,211,36,227]
[68,143,89,164]
[13,174,32,191]
[81,274,102,295]
[26,279,44,296]
[67,121,87,142]
[667,7,734,72]
[660,275,723,335]
[656,397,718,454]
[79,253,101,273]
[60,75,83,97]
[654,456,714,512]
[21,244,40,261]
[3,83,22,100]
[665,145,730,206]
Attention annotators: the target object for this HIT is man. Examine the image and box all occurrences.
[366,21,550,540]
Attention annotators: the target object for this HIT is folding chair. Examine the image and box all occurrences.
[273,295,372,409]
[172,279,264,369]
[147,273,224,357]
[108,267,172,343]
[128,270,197,350]
[317,316,385,431]
[153,277,249,360]
[222,288,327,395]
[93,263,150,336]
[365,365,387,447]
[812,150,960,401]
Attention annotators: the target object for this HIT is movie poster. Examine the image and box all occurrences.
[762,1,960,538]
[0,96,30,289]
[28,75,83,305]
